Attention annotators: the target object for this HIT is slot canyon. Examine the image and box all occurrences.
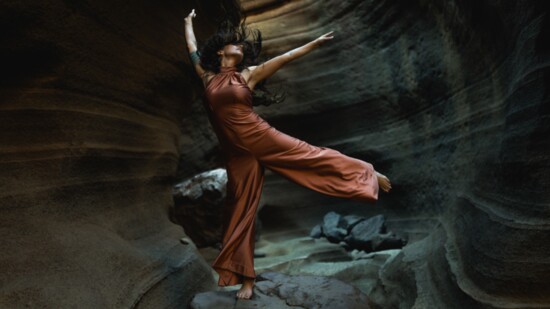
[1,0,548,308]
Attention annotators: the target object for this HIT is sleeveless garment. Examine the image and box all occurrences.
[202,66,379,286]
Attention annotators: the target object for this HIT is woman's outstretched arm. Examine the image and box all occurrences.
[184,9,209,81]
[247,31,334,88]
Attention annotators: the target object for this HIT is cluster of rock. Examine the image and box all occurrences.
[171,168,227,248]
[172,168,264,249]
[310,212,406,252]
[190,271,372,309]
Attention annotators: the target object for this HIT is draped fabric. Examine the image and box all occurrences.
[202,66,379,286]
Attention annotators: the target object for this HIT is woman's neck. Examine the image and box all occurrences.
[220,57,239,68]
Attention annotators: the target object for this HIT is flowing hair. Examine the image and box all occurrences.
[197,1,286,106]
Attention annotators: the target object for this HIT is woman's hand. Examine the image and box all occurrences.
[315,31,335,46]
[185,9,197,25]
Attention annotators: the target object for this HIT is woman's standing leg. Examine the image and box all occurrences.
[212,153,265,298]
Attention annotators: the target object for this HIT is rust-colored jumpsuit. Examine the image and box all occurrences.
[202,66,379,286]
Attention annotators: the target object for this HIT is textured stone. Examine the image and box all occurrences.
[310,224,323,238]
[172,168,264,248]
[345,215,386,251]
[2,0,549,308]
[240,0,550,308]
[341,214,365,231]
[321,211,348,243]
[172,168,227,247]
[189,271,371,309]
[0,1,221,307]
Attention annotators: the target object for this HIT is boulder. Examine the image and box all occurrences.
[172,168,227,247]
[321,211,348,243]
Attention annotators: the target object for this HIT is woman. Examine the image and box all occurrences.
[184,9,391,300]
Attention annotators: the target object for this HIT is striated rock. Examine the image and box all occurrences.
[240,1,550,307]
[0,1,224,307]
[189,271,371,309]
[2,0,548,308]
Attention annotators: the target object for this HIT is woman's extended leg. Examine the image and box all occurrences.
[247,123,383,202]
[223,110,388,201]
[220,111,389,202]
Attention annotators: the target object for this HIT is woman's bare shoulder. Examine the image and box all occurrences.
[243,66,258,72]
[240,66,258,82]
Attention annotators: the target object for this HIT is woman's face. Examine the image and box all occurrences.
[219,43,244,63]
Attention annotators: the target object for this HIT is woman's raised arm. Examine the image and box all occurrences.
[247,31,334,89]
[184,9,208,80]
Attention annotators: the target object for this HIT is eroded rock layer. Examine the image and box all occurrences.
[1,0,548,308]
[0,1,220,307]
[220,0,549,308]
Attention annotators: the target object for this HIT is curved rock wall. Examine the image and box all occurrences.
[0,1,219,307]
[239,0,549,307]
[1,0,548,307]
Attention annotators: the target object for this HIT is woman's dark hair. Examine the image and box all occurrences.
[198,20,258,74]
[197,1,286,106]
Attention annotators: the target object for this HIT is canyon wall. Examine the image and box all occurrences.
[1,0,548,308]
[0,1,219,307]
[239,0,550,308]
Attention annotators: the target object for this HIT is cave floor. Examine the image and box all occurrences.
[197,199,438,296]
[198,227,408,295]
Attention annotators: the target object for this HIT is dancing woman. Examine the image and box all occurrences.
[184,9,391,299]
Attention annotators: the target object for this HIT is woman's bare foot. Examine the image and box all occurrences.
[376,171,392,193]
[236,277,254,300]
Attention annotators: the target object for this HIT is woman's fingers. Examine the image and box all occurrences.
[317,31,334,42]
[316,31,334,45]
[318,31,334,39]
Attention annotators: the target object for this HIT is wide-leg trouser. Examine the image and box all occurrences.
[212,154,265,286]
[211,125,379,286]
[212,109,379,286]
